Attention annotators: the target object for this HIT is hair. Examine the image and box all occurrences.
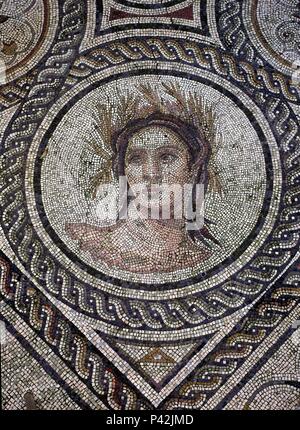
[111,112,212,245]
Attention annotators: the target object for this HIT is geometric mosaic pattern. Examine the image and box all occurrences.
[1,0,300,410]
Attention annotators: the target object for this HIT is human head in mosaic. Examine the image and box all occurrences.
[112,111,211,244]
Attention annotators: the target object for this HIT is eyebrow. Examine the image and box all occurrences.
[127,145,183,153]
[126,148,145,155]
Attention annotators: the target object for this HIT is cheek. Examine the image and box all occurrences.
[125,164,143,184]
[161,158,191,183]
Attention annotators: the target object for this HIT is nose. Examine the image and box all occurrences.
[143,156,160,182]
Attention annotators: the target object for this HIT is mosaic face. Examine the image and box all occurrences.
[125,125,192,203]
[1,0,300,412]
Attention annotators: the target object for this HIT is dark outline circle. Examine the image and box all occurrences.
[33,69,274,291]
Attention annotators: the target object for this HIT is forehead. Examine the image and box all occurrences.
[127,125,186,151]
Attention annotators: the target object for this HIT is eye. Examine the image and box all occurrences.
[127,153,143,164]
[160,152,178,164]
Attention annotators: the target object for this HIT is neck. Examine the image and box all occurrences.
[126,205,187,233]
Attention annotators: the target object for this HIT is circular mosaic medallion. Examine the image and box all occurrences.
[26,65,281,297]
[244,0,300,74]
[0,0,57,83]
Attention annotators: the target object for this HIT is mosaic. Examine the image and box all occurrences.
[0,0,300,411]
